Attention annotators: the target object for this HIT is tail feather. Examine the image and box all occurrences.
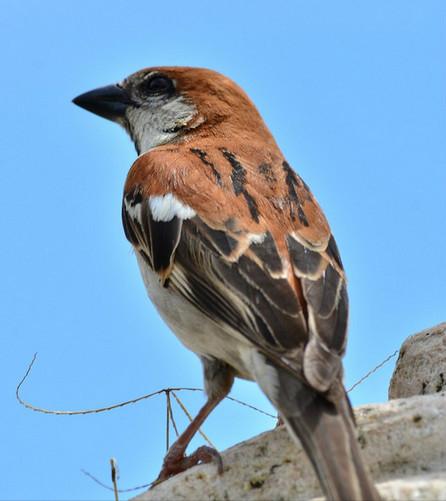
[283,392,379,501]
[250,352,380,501]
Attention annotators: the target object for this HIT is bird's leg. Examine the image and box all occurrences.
[153,358,234,486]
[154,396,223,484]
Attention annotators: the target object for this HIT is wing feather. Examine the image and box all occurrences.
[123,190,183,282]
[122,145,349,392]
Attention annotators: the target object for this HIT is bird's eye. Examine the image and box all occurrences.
[142,75,174,96]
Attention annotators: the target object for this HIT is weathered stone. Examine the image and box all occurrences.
[373,474,446,501]
[312,473,446,501]
[133,393,446,501]
[389,322,446,399]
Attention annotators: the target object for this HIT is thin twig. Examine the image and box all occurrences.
[16,353,202,415]
[226,395,276,418]
[18,349,399,419]
[81,469,151,493]
[165,391,171,452]
[347,350,398,393]
[110,458,119,501]
[168,393,180,438]
[171,391,215,448]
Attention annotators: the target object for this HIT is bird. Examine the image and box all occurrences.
[73,66,380,500]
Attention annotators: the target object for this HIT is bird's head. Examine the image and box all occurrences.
[73,66,270,154]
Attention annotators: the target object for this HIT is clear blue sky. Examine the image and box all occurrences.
[2,1,445,499]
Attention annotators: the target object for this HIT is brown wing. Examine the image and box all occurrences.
[122,143,348,392]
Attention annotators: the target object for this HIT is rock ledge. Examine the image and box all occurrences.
[133,392,446,501]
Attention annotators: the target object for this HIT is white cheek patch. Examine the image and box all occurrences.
[149,193,196,222]
[126,95,197,153]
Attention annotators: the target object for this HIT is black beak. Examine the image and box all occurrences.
[72,84,133,121]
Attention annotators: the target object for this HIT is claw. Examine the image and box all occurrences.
[152,445,223,487]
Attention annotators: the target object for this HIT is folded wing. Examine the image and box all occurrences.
[122,144,348,392]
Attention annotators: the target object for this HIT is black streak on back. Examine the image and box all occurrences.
[221,149,260,223]
[282,161,309,227]
[283,161,300,205]
[258,162,277,185]
[190,148,222,186]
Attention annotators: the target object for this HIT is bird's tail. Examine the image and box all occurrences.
[251,354,381,501]
[282,390,380,500]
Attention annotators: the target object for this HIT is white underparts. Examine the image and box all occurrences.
[149,194,196,222]
[243,350,280,407]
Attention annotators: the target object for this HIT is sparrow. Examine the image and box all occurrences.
[73,67,380,500]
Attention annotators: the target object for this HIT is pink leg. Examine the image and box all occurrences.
[153,396,223,485]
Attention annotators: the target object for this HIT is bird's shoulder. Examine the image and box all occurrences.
[124,141,331,252]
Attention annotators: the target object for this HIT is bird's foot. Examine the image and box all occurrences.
[152,444,223,487]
